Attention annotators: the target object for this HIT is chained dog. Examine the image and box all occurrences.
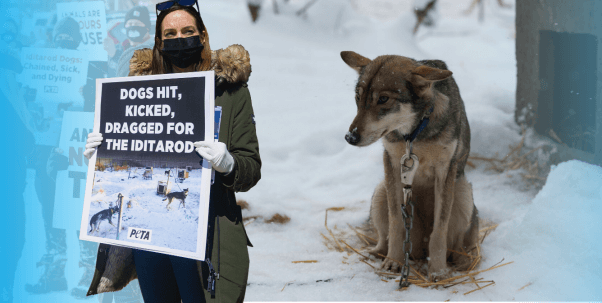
[342,51,479,281]
[88,194,122,235]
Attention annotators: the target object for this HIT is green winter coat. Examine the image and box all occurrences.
[86,45,261,303]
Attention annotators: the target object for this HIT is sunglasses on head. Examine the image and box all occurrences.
[156,0,200,16]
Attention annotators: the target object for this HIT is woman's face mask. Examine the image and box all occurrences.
[161,35,203,69]
[126,26,148,43]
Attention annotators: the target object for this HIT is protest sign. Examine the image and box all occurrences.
[18,47,89,145]
[18,47,89,105]
[80,72,214,260]
[57,1,108,61]
[53,111,94,230]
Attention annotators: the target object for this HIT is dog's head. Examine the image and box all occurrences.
[183,189,189,195]
[111,205,119,213]
[341,51,452,146]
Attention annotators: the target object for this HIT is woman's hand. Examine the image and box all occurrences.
[84,133,104,159]
[194,141,234,174]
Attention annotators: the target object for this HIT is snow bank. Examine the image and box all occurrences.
[485,160,602,301]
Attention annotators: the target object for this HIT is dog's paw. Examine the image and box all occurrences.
[367,245,387,258]
[381,258,402,272]
[427,266,451,282]
[451,255,474,272]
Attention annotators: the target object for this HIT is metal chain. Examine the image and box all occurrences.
[399,188,414,288]
[399,140,418,289]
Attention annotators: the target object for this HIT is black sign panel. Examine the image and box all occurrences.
[97,76,206,165]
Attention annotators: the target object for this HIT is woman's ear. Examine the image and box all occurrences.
[201,30,207,43]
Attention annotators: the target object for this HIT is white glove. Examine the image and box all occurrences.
[84,133,104,159]
[194,141,235,174]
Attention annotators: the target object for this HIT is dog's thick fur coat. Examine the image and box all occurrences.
[342,51,479,281]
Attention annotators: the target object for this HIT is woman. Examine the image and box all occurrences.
[83,3,260,302]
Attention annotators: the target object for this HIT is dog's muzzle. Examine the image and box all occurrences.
[345,129,360,145]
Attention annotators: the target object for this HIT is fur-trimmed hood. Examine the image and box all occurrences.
[128,44,251,85]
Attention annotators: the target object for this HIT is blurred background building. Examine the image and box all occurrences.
[516,0,602,167]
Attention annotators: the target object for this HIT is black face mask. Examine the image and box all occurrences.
[126,26,148,43]
[55,38,79,50]
[161,35,204,69]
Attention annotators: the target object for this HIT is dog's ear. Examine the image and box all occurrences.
[410,65,453,97]
[341,51,371,73]
[412,65,452,81]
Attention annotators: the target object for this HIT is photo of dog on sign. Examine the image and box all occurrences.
[86,159,203,253]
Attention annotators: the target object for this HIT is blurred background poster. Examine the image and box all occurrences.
[57,1,108,61]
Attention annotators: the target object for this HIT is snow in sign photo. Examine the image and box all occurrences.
[80,72,215,260]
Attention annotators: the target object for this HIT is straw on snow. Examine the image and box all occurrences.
[469,129,548,189]
[320,209,511,294]
[324,207,346,252]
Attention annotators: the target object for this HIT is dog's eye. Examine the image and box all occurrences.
[377,96,389,104]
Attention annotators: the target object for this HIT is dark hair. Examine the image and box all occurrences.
[151,5,211,74]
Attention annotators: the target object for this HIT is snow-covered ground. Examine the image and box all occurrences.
[86,168,202,253]
[15,0,602,301]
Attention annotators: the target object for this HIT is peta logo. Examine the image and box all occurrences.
[127,227,152,242]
